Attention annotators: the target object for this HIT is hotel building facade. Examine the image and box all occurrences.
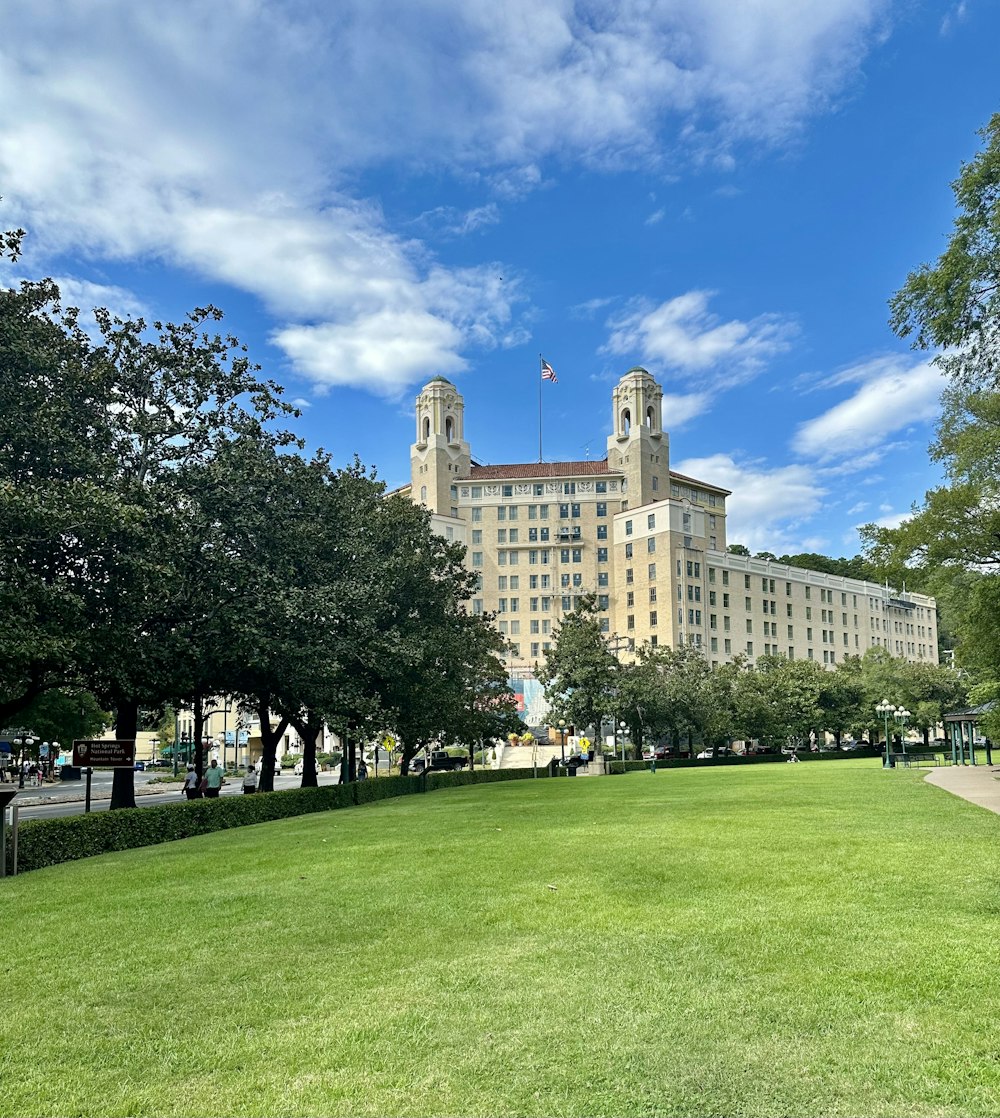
[404,367,938,674]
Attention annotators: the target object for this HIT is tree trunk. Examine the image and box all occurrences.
[291,709,320,788]
[110,697,138,810]
[192,692,205,781]
[255,698,288,793]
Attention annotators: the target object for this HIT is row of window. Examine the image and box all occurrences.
[460,481,612,499]
[495,572,611,591]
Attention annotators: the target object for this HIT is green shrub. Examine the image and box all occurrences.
[4,768,544,875]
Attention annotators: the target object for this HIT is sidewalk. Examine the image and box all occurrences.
[924,764,1000,816]
[8,779,182,808]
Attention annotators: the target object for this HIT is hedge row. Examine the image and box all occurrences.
[5,766,549,876]
[607,748,885,774]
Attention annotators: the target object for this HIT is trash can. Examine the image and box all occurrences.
[548,757,559,777]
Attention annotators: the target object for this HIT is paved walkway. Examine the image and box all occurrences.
[924,764,1000,816]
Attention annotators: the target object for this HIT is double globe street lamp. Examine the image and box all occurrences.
[876,700,911,768]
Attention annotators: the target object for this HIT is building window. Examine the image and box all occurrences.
[472,599,483,614]
[649,587,657,603]
[596,502,606,517]
[509,529,519,543]
[625,520,633,536]
[472,552,483,567]
[597,548,608,562]
[650,611,658,627]
[647,538,656,553]
[472,530,482,544]
[597,524,607,540]
[471,507,482,523]
[648,563,656,580]
[627,615,635,630]
[598,572,609,587]
[625,568,634,584]
[744,574,751,589]
[647,514,655,529]
[722,571,729,586]
[572,549,582,563]
[625,542,633,559]
[746,642,753,655]
[559,504,569,519]
[627,591,635,608]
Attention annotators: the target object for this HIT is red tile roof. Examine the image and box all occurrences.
[466,460,615,480]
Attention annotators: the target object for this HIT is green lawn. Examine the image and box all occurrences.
[3,761,1000,1117]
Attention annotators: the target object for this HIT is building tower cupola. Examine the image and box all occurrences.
[410,376,471,515]
[606,366,669,507]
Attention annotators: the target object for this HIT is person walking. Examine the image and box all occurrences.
[183,764,200,800]
[204,758,224,798]
[241,765,258,794]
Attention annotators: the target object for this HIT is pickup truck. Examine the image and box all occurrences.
[412,750,468,773]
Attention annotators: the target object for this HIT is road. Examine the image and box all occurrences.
[8,769,362,821]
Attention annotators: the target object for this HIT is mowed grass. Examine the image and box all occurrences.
[3,762,1000,1118]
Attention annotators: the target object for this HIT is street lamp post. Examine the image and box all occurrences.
[558,719,566,765]
[876,699,897,769]
[13,731,35,789]
[894,707,911,761]
[619,721,627,765]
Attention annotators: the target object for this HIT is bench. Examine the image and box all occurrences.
[898,752,942,768]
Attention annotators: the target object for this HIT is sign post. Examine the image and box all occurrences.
[72,740,136,814]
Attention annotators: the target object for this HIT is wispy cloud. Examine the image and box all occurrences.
[674,452,827,554]
[791,355,943,461]
[603,290,796,386]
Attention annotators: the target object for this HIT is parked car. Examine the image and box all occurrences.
[133,760,146,771]
[642,745,673,760]
[696,747,734,759]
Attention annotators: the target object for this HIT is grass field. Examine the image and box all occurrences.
[3,761,1000,1117]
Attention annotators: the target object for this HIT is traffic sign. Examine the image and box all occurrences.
[72,740,136,768]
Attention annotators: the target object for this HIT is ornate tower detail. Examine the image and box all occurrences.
[410,376,471,514]
[606,367,669,507]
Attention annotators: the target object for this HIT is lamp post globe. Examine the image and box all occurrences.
[558,719,566,764]
[876,699,896,768]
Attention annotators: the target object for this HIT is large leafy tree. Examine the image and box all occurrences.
[0,274,123,724]
[865,114,1000,677]
[538,595,618,739]
[889,112,1000,388]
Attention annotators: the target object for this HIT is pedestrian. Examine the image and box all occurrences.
[357,760,368,780]
[204,758,224,798]
[183,764,200,800]
[242,764,258,794]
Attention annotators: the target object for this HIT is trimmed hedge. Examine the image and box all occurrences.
[608,748,884,774]
[5,767,549,876]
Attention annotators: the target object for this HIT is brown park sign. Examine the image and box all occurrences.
[72,740,136,768]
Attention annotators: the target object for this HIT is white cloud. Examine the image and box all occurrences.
[673,452,827,554]
[791,356,944,461]
[645,208,666,225]
[662,392,711,427]
[603,290,796,385]
[0,0,892,395]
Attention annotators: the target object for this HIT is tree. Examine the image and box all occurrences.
[727,543,750,556]
[538,596,618,740]
[865,115,1000,680]
[889,113,1000,389]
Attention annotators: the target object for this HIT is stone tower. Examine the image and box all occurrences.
[605,367,669,508]
[410,376,471,514]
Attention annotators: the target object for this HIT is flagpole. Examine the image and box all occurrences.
[538,353,543,463]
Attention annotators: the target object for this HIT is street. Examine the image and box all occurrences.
[9,769,350,821]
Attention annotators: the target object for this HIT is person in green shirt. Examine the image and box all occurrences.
[204,758,224,798]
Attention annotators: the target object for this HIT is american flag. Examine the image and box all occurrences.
[541,358,557,383]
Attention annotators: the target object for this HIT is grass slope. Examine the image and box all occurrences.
[3,761,999,1117]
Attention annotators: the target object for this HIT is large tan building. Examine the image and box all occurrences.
[405,367,938,673]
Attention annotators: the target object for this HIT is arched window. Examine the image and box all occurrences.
[445,416,454,440]
[621,408,631,435]
[646,405,655,428]
[422,416,430,441]
[420,485,427,502]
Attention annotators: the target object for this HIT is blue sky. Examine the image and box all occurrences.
[2,1,997,556]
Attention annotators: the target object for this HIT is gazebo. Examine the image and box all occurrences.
[942,702,995,766]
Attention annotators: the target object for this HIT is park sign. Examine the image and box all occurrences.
[72,740,136,768]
